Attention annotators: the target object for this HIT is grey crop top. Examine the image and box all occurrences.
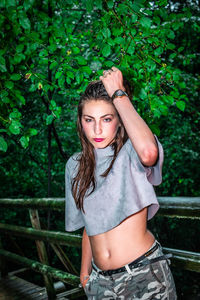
[65,137,164,236]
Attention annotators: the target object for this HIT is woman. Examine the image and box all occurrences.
[65,67,177,299]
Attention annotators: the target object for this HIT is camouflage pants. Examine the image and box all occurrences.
[84,241,177,300]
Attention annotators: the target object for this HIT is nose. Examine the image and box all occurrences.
[94,121,102,135]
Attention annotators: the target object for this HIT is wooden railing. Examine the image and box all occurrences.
[0,197,199,299]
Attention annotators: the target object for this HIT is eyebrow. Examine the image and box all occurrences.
[82,114,114,118]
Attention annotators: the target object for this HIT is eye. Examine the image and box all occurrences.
[85,118,92,123]
[104,118,112,122]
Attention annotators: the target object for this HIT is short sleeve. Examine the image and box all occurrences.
[143,135,164,186]
[65,158,84,232]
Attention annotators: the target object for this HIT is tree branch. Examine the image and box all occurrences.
[40,94,69,160]
[52,123,69,160]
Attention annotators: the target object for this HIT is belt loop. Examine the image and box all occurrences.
[125,264,133,275]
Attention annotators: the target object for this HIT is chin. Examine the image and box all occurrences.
[93,141,109,149]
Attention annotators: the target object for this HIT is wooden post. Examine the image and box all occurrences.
[0,237,7,278]
[50,243,78,275]
[29,209,56,299]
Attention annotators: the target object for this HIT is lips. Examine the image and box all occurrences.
[93,138,105,142]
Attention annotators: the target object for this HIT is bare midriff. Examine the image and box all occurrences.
[89,207,155,270]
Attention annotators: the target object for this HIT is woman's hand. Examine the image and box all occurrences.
[100,67,125,98]
[80,273,90,288]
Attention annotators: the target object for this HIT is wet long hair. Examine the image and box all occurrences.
[72,80,132,211]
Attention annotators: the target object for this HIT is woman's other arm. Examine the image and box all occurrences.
[100,67,158,167]
[80,228,92,288]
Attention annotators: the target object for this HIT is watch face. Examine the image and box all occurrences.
[112,89,128,100]
[116,90,124,96]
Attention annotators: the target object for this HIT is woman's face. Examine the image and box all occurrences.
[81,100,121,148]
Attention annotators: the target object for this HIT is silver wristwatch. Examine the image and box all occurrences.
[111,89,128,101]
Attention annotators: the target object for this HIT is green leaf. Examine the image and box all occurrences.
[0,136,7,152]
[2,97,10,103]
[107,0,113,9]
[9,111,21,119]
[169,53,176,59]
[139,88,147,100]
[72,47,80,54]
[0,56,7,72]
[16,44,24,53]
[149,124,160,136]
[13,53,25,64]
[50,61,58,70]
[76,56,87,65]
[146,60,156,71]
[127,45,135,55]
[162,95,174,105]
[95,0,102,9]
[39,49,48,57]
[112,27,123,36]
[5,81,14,89]
[0,0,5,8]
[10,73,21,81]
[131,14,138,22]
[19,16,31,30]
[131,28,136,36]
[131,1,143,12]
[9,120,21,135]
[58,76,65,87]
[104,61,114,67]
[153,16,160,25]
[176,101,185,111]
[81,66,92,75]
[50,100,56,109]
[28,128,38,136]
[46,115,54,125]
[102,28,111,39]
[172,21,181,31]
[102,45,111,57]
[24,0,35,11]
[107,38,115,46]
[15,92,25,105]
[114,37,124,45]
[55,71,62,79]
[166,43,175,50]
[7,0,15,7]
[67,71,74,79]
[86,0,94,12]
[140,17,152,29]
[168,30,175,39]
[178,47,184,53]
[154,47,164,56]
[75,72,83,85]
[20,136,29,148]
[117,3,127,13]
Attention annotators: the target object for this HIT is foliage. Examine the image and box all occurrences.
[0,0,197,151]
[0,0,199,198]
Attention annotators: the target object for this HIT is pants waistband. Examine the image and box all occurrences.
[92,241,171,277]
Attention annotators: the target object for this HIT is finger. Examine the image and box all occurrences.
[99,76,104,81]
[111,66,118,72]
[103,70,108,76]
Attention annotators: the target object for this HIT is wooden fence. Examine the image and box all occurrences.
[0,197,199,299]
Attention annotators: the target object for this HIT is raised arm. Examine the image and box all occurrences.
[80,228,92,288]
[100,67,158,167]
